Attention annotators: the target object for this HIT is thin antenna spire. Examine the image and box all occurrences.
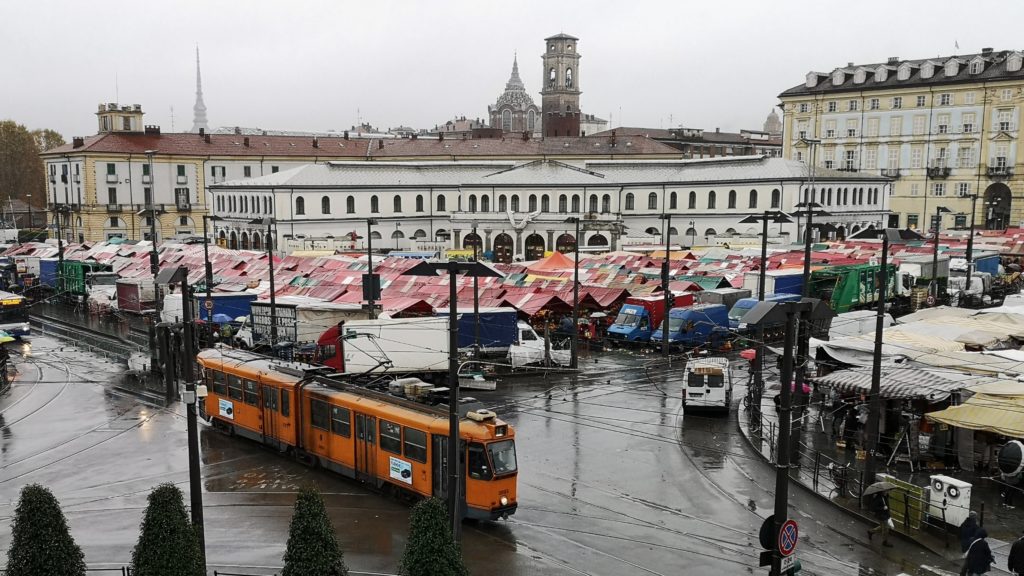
[115,72,119,103]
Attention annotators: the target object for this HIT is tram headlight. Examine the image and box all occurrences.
[500,496,509,506]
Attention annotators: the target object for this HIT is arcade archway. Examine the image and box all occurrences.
[524,233,545,261]
[493,233,513,264]
[555,233,576,254]
[985,182,1013,230]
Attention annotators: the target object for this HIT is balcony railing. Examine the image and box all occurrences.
[105,174,118,184]
[176,202,192,212]
[106,203,123,212]
[139,203,166,213]
[880,168,901,178]
[176,175,188,184]
[141,175,152,184]
[927,166,951,178]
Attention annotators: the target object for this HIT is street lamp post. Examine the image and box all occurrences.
[931,206,952,302]
[687,220,696,248]
[25,194,32,241]
[659,213,672,360]
[965,194,978,295]
[471,227,481,357]
[792,197,829,412]
[403,260,504,544]
[565,217,582,369]
[202,215,223,348]
[365,218,379,320]
[250,218,277,347]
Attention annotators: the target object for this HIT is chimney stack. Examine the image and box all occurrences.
[983,47,994,55]
[313,136,319,148]
[887,56,899,64]
[72,137,84,148]
[439,132,445,142]
[243,136,250,147]
[199,127,205,137]
[377,139,384,150]
[204,133,211,144]
[343,130,349,140]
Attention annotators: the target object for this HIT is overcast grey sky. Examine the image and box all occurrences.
[5,0,1024,140]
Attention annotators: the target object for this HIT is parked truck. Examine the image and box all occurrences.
[728,293,802,331]
[315,317,450,376]
[650,303,730,349]
[741,269,804,298]
[437,307,519,355]
[116,278,157,313]
[695,287,751,311]
[195,292,259,322]
[238,295,370,349]
[607,293,693,344]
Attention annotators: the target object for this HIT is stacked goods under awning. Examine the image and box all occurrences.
[927,381,1024,438]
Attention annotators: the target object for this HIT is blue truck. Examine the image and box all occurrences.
[194,292,259,322]
[650,303,730,348]
[607,294,694,344]
[728,293,802,330]
[438,307,520,355]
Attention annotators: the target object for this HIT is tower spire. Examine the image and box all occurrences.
[191,45,209,133]
[506,52,524,90]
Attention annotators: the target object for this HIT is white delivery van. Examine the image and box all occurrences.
[682,357,732,413]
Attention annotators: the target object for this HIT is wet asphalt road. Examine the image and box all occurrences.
[0,336,963,575]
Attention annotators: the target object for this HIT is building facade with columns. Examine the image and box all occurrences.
[780,48,1024,233]
[209,156,889,259]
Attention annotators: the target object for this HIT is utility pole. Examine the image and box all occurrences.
[863,233,889,486]
[365,218,379,320]
[660,213,672,360]
[931,206,951,302]
[965,195,978,296]
[771,300,808,576]
[566,216,581,369]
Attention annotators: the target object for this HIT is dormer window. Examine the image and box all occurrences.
[805,72,820,88]
[944,60,959,77]
[898,63,912,80]
[1009,54,1023,72]
[921,63,934,79]
[970,59,985,74]
[854,69,866,84]
[875,68,888,82]
[832,70,845,85]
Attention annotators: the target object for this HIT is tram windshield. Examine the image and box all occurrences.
[488,439,517,475]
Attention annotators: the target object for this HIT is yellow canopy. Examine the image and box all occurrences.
[927,393,1024,438]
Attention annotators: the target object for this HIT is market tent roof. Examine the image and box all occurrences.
[527,251,576,272]
[927,394,1024,438]
[812,367,965,401]
[895,306,977,324]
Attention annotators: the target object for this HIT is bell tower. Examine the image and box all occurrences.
[541,33,581,137]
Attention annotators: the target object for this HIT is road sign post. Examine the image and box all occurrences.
[778,519,798,556]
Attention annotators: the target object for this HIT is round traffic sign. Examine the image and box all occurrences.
[927,295,936,307]
[778,519,798,557]
[204,299,214,311]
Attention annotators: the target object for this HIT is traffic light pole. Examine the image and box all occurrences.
[863,234,889,486]
[661,213,672,360]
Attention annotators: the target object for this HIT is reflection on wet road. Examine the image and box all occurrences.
[0,339,961,575]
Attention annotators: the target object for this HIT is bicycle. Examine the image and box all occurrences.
[826,461,862,500]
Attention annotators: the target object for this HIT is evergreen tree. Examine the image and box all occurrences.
[131,483,204,576]
[5,483,86,576]
[399,498,469,576]
[282,486,348,576]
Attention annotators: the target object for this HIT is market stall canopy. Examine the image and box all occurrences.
[527,251,576,272]
[927,383,1024,438]
[812,367,966,401]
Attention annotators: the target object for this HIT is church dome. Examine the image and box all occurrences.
[494,56,536,111]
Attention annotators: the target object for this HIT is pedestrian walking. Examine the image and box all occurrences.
[964,528,994,575]
[866,490,894,547]
[1009,530,1024,575]
[960,511,980,553]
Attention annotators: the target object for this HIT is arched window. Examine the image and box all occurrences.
[477,195,487,212]
[708,190,717,209]
[571,195,580,212]
[528,110,536,132]
[370,195,379,213]
[541,195,550,211]
[648,192,658,210]
[549,67,556,89]
[625,193,635,210]
[528,194,538,211]
[346,196,355,214]
[321,196,330,214]
[748,190,758,209]
[670,191,678,210]
[468,195,477,213]
[510,195,520,211]
[498,195,507,212]
[566,104,572,113]
[501,109,512,132]
[391,229,404,239]
[370,231,382,240]
[827,188,833,205]
[601,194,611,213]
[393,196,402,213]
[565,67,573,89]
[558,194,568,213]
[295,196,305,215]
[415,194,424,212]
[437,195,446,212]
[727,190,737,209]
[242,196,248,212]
[688,191,697,209]
[771,189,781,209]
[589,195,598,213]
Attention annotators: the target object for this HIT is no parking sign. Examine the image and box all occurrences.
[778,519,798,557]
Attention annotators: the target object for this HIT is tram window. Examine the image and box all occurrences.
[280,391,290,417]
[330,406,351,437]
[468,443,492,480]
[403,428,427,463]
[263,387,278,411]
[212,371,227,396]
[310,399,329,430]
[488,440,518,475]
[227,375,243,400]
[380,420,402,454]
[243,380,259,406]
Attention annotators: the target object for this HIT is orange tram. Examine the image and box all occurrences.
[196,348,518,520]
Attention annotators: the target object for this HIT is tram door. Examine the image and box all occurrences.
[354,414,377,483]
[260,384,277,449]
[432,435,449,500]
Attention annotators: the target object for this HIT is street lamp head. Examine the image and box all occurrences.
[936,206,952,214]
[248,217,274,225]
[564,216,580,224]
[657,213,672,221]
[799,138,822,146]
[204,214,223,222]
[367,218,379,226]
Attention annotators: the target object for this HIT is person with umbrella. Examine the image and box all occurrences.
[864,481,896,547]
[965,528,994,575]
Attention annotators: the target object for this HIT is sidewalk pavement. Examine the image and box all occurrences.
[738,389,1020,575]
